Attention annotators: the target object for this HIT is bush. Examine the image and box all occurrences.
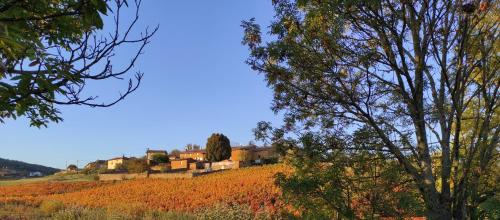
[0,202,45,219]
[39,200,65,215]
[151,154,169,165]
[143,211,196,220]
[125,158,148,173]
[262,158,278,165]
[195,203,274,220]
[51,206,107,220]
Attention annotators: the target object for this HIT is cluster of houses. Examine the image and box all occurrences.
[0,167,44,178]
[85,145,279,173]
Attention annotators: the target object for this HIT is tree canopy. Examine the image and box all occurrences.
[205,133,231,162]
[124,158,147,173]
[169,149,181,158]
[0,0,157,127]
[244,0,498,219]
[184,143,201,151]
[151,153,169,165]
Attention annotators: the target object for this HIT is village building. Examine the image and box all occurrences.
[146,149,168,165]
[66,164,79,173]
[189,161,204,170]
[0,168,19,178]
[107,156,128,169]
[28,171,43,177]
[179,150,206,161]
[253,147,279,163]
[231,146,278,164]
[84,160,107,170]
[170,158,196,170]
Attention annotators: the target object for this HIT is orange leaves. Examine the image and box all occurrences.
[0,181,109,205]
[0,181,107,198]
[0,165,289,214]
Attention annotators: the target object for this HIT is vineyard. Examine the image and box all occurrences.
[0,165,289,215]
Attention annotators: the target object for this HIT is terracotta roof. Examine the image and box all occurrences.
[231,145,257,150]
[171,158,197,163]
[231,146,274,151]
[180,149,206,154]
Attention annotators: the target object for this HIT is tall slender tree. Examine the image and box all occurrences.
[205,133,231,162]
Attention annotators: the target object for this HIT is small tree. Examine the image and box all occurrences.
[125,158,148,173]
[185,143,201,151]
[205,133,231,162]
[170,149,181,158]
[151,154,169,165]
[66,164,78,171]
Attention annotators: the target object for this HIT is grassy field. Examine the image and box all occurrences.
[0,173,96,186]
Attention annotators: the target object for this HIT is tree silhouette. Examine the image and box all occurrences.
[205,133,231,162]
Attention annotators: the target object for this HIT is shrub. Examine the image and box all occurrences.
[151,154,169,165]
[39,200,64,215]
[143,210,196,220]
[195,204,253,220]
[125,158,148,173]
[51,206,107,220]
[262,158,278,165]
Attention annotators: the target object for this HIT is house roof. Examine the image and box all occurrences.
[231,146,274,151]
[171,158,197,163]
[108,156,129,161]
[231,145,257,150]
[254,147,274,152]
[146,149,167,154]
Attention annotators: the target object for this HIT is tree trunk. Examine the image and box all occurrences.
[426,204,452,220]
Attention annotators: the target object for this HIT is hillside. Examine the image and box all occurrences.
[0,157,60,175]
[0,165,289,214]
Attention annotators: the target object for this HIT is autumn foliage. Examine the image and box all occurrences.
[0,181,108,204]
[0,165,288,214]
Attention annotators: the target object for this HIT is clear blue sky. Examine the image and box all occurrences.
[0,1,281,169]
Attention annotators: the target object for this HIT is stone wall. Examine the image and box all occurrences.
[98,173,148,181]
[98,170,213,181]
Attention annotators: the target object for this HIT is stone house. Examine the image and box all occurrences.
[179,150,206,161]
[0,168,19,177]
[253,147,279,163]
[29,171,43,177]
[84,160,107,170]
[230,146,278,164]
[170,158,199,170]
[107,156,128,170]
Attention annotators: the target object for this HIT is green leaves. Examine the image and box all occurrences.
[0,0,107,127]
[241,18,261,50]
[205,133,231,162]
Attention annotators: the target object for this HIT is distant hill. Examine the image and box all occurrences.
[0,157,60,175]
